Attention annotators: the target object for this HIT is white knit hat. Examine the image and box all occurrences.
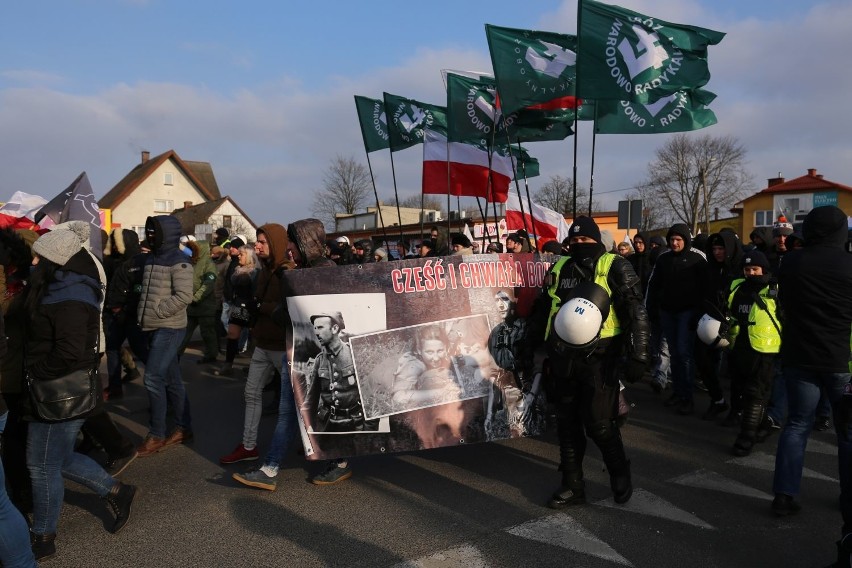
[33,228,84,266]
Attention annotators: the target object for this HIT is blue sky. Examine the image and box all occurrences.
[2,0,850,227]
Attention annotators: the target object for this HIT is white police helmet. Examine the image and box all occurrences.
[552,282,611,348]
[697,313,730,348]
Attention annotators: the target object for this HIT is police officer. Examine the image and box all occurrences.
[725,250,781,457]
[526,216,650,508]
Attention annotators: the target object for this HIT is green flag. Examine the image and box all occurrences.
[354,96,390,153]
[383,92,446,152]
[577,0,725,103]
[485,24,580,116]
[511,145,539,180]
[500,107,574,142]
[446,71,498,146]
[594,89,717,134]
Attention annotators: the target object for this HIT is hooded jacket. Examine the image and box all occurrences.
[628,231,652,294]
[646,224,707,315]
[287,219,335,269]
[703,230,743,313]
[104,228,141,280]
[137,215,193,331]
[25,248,102,421]
[778,206,852,372]
[252,223,294,350]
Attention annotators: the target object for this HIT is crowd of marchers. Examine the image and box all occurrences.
[0,206,850,567]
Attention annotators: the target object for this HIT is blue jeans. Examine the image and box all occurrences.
[26,419,117,535]
[242,347,284,450]
[0,412,37,567]
[773,368,851,512]
[264,354,299,469]
[767,360,833,424]
[144,327,191,438]
[660,309,697,401]
[650,319,671,385]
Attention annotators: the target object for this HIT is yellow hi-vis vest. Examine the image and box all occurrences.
[727,278,781,354]
[544,253,621,341]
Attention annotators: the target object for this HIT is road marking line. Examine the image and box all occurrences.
[728,451,837,482]
[505,512,633,566]
[594,488,715,530]
[669,469,773,501]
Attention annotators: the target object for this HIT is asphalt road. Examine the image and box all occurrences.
[42,346,844,568]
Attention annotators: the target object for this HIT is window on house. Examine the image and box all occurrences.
[222,215,232,228]
[132,225,146,240]
[754,210,773,227]
[154,199,174,212]
[164,172,174,186]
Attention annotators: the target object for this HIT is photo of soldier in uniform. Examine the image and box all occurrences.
[286,294,389,435]
[350,315,495,420]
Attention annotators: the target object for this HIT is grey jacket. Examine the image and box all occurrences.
[137,215,193,331]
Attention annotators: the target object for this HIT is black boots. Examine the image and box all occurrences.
[105,482,138,533]
[732,402,764,457]
[548,469,586,509]
[31,531,56,561]
[609,460,633,504]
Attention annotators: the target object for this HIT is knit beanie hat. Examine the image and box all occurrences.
[567,216,601,243]
[33,228,84,266]
[451,233,472,248]
[741,250,770,271]
[772,215,794,237]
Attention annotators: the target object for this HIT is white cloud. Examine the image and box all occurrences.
[1,1,850,229]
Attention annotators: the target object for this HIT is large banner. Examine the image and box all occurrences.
[283,253,552,460]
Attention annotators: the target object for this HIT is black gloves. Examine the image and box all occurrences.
[624,358,647,384]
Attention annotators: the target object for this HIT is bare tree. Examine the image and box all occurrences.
[643,134,754,235]
[534,175,593,216]
[311,155,373,229]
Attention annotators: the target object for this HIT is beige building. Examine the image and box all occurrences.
[98,149,222,236]
[732,168,852,238]
[171,197,257,241]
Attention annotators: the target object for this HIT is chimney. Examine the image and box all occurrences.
[767,176,785,187]
[141,150,150,164]
[807,168,817,177]
[183,201,193,209]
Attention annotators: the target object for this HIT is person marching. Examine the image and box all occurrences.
[724,250,781,457]
[525,216,650,508]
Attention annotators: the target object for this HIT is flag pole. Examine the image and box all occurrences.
[573,0,583,220]
[501,124,533,248]
[588,103,598,216]
[388,150,405,245]
[364,151,390,250]
[517,139,539,251]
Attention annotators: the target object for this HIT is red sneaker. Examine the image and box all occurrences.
[219,444,259,465]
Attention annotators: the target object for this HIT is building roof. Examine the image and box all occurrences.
[98,149,222,210]
[746,168,852,200]
[170,196,256,236]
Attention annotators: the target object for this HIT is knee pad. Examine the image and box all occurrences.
[587,419,617,445]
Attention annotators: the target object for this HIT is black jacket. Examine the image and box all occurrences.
[25,249,102,422]
[628,231,652,295]
[778,206,852,372]
[703,230,743,315]
[528,249,650,363]
[646,224,707,315]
